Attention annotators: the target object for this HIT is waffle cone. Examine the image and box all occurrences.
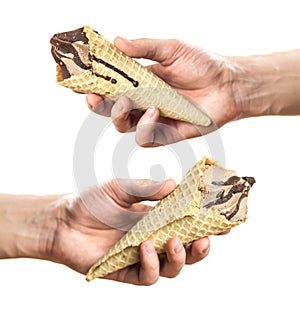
[86,157,255,281]
[51,26,211,126]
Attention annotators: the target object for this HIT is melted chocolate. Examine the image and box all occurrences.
[52,27,88,44]
[90,54,139,87]
[242,176,256,187]
[94,72,117,84]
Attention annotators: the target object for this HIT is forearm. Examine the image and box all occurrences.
[0,194,60,260]
[232,50,300,118]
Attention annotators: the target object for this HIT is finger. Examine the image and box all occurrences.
[107,241,159,285]
[135,108,190,147]
[114,37,182,86]
[218,229,231,235]
[111,96,143,132]
[86,94,114,117]
[135,107,161,147]
[137,241,160,285]
[109,178,176,206]
[114,37,181,63]
[185,237,210,265]
[159,237,186,278]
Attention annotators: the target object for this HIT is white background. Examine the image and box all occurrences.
[1,0,300,316]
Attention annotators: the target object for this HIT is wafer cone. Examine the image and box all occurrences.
[50,26,211,126]
[86,157,255,281]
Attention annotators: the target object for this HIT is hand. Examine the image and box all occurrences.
[46,179,210,285]
[87,38,246,146]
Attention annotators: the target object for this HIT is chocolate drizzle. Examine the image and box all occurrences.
[94,73,117,84]
[90,54,139,87]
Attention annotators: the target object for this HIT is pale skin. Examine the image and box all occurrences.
[2,39,299,286]
[0,179,210,285]
[87,38,300,146]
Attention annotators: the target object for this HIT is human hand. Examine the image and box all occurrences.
[87,38,246,146]
[46,179,210,285]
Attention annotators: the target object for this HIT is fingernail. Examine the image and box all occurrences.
[146,107,156,119]
[165,179,176,190]
[145,241,155,254]
[175,240,183,254]
[202,246,210,255]
[118,36,128,41]
[116,98,124,113]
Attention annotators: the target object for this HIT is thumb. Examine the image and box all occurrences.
[111,178,176,205]
[114,37,180,63]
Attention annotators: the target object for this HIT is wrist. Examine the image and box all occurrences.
[231,50,300,118]
[0,194,62,260]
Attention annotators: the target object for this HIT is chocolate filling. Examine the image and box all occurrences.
[200,166,255,222]
[50,27,91,79]
[50,27,139,87]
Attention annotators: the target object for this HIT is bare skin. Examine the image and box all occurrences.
[0,179,210,285]
[87,38,300,146]
[3,39,299,286]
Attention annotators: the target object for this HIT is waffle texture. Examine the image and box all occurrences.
[86,157,254,281]
[51,26,211,126]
